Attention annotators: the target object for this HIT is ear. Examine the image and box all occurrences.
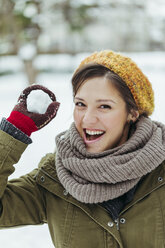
[127,110,139,123]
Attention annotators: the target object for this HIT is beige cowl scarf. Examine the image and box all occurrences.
[55,116,165,204]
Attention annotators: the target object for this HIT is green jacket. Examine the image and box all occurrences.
[0,130,165,248]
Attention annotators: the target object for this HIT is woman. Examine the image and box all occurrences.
[0,50,165,248]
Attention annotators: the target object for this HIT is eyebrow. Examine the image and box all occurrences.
[96,99,116,104]
[74,97,116,104]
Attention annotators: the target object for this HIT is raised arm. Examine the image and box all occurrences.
[0,84,59,228]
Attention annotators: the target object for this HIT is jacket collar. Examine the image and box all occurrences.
[121,160,165,215]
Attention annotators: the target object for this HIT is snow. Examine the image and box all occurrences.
[34,53,89,72]
[27,90,53,114]
[0,56,23,73]
[18,44,37,60]
[0,52,165,247]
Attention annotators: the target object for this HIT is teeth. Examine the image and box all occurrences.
[86,129,104,135]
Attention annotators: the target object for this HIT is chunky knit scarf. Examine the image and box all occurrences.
[55,116,165,204]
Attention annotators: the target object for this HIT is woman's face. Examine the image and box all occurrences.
[73,76,133,153]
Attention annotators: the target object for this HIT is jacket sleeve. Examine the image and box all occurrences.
[0,130,46,228]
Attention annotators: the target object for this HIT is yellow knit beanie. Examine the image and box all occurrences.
[76,50,154,116]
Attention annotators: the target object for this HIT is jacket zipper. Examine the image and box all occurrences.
[114,218,120,231]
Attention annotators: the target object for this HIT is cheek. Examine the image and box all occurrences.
[103,111,128,130]
[73,109,82,127]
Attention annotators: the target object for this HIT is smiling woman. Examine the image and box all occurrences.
[74,77,131,152]
[72,65,139,153]
[0,50,165,248]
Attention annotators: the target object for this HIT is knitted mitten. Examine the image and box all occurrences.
[7,85,60,136]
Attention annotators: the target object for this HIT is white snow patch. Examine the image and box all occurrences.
[18,44,37,60]
[27,90,52,114]
[0,56,23,73]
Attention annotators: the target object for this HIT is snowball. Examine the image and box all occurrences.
[27,90,53,114]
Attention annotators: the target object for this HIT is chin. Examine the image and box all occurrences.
[86,146,103,154]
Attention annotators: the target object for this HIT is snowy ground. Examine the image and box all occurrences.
[0,52,165,247]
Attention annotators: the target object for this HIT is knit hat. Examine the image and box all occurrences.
[76,50,154,116]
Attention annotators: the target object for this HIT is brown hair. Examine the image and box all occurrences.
[72,64,138,114]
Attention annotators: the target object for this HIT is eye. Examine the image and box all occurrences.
[100,104,111,109]
[75,101,85,107]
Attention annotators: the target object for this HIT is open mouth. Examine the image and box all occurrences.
[83,128,105,142]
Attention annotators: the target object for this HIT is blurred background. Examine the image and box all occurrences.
[0,0,165,247]
[1,0,165,83]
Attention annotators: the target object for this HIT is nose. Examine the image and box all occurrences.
[83,108,98,125]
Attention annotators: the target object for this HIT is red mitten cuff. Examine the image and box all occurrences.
[7,111,38,136]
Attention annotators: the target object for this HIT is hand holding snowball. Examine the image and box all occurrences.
[27,90,54,114]
[7,85,60,136]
